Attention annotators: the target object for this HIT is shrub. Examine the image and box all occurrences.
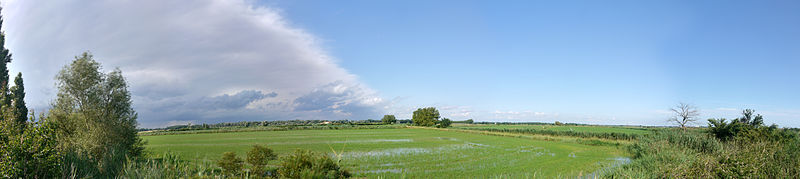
[217,152,244,175]
[606,118,800,178]
[247,145,277,176]
[437,118,452,128]
[0,117,62,178]
[277,149,350,179]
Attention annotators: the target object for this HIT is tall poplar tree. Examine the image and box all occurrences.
[11,73,26,125]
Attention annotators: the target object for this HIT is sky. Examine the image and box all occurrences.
[1,0,799,128]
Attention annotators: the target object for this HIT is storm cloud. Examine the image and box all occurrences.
[2,0,387,128]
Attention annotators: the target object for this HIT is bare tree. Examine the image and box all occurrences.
[669,103,700,131]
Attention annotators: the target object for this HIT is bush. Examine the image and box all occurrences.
[247,145,277,176]
[606,117,800,178]
[217,152,244,175]
[437,118,452,128]
[277,149,350,179]
[0,117,62,178]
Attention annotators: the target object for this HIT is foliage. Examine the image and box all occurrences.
[381,115,397,124]
[10,73,26,128]
[554,121,563,126]
[708,109,794,142]
[0,7,12,120]
[607,111,800,178]
[707,118,745,141]
[118,153,205,179]
[412,107,440,127]
[217,152,244,175]
[277,149,350,179]
[0,115,63,179]
[48,52,144,177]
[247,145,277,176]
[451,119,474,124]
[437,118,452,128]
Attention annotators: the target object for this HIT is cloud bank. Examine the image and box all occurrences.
[2,0,386,128]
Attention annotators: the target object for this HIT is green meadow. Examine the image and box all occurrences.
[454,124,652,135]
[144,128,627,178]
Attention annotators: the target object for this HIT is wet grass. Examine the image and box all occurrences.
[143,128,626,178]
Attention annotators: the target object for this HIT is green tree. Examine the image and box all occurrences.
[0,7,11,116]
[247,145,277,176]
[218,152,244,175]
[412,107,440,127]
[438,118,452,128]
[48,52,144,177]
[737,109,764,127]
[10,72,26,127]
[381,114,397,124]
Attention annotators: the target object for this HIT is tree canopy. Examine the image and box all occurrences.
[412,107,440,127]
[48,52,143,177]
[381,115,397,124]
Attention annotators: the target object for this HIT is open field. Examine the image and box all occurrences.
[454,124,653,135]
[144,128,627,178]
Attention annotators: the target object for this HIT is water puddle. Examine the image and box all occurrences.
[583,157,631,178]
[434,137,459,141]
[267,138,412,145]
[508,146,555,157]
[359,169,403,174]
[342,143,486,158]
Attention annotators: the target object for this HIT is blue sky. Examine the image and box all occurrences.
[4,0,799,127]
[258,0,800,126]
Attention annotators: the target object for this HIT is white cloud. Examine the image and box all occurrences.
[2,0,386,128]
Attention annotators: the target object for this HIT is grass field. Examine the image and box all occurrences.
[144,128,627,178]
[453,124,652,135]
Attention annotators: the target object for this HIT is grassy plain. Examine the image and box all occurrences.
[144,128,627,178]
[453,124,652,135]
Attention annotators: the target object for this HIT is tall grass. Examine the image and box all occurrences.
[604,129,800,178]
